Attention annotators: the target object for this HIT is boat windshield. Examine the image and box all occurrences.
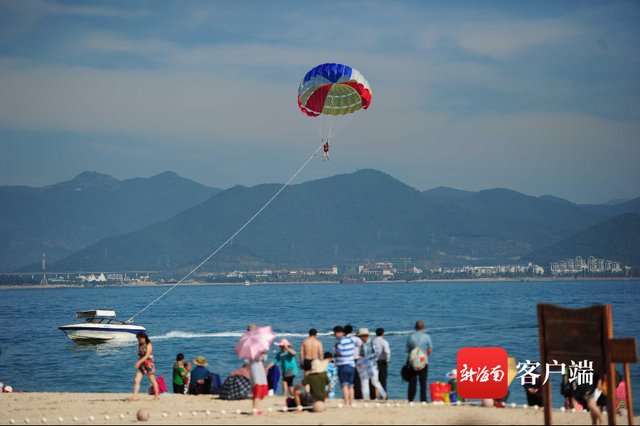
[84,317,125,324]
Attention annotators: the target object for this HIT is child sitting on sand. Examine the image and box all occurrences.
[182,361,191,394]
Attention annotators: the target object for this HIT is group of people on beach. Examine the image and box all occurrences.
[128,320,433,414]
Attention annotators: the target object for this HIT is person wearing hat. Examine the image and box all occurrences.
[356,328,387,400]
[189,356,212,394]
[293,359,331,412]
[272,338,298,397]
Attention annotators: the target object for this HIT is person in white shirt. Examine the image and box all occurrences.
[372,328,391,395]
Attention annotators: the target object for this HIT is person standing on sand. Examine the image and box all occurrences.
[356,328,387,400]
[249,351,269,415]
[129,332,159,401]
[406,320,432,403]
[324,351,338,399]
[300,328,323,376]
[373,328,391,394]
[333,325,356,406]
[172,353,187,394]
[344,324,363,398]
[272,338,298,397]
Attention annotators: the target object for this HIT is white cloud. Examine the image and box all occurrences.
[2,0,147,19]
[421,17,583,59]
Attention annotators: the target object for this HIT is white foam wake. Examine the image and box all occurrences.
[151,329,415,341]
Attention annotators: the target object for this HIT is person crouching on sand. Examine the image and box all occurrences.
[129,331,159,401]
[293,359,331,412]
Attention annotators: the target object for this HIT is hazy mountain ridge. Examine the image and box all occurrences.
[48,169,639,272]
[0,171,220,271]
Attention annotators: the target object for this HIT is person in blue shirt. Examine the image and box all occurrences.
[189,356,212,395]
[272,338,298,397]
[333,325,356,406]
[405,320,433,402]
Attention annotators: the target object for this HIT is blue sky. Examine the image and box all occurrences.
[0,0,639,203]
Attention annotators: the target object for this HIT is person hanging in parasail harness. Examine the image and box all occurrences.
[322,139,330,161]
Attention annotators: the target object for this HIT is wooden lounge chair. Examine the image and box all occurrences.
[610,337,638,425]
[537,304,637,425]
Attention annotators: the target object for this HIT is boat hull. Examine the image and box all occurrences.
[59,325,145,343]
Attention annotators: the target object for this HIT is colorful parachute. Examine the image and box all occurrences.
[298,63,372,117]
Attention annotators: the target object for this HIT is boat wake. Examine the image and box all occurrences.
[151,329,417,341]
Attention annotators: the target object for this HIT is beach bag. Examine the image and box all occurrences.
[267,365,281,393]
[401,364,411,382]
[219,375,251,400]
[430,382,451,402]
[209,373,223,395]
[409,347,427,371]
[356,357,374,380]
[149,376,167,394]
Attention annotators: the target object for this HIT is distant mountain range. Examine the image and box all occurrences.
[31,169,638,273]
[0,171,220,271]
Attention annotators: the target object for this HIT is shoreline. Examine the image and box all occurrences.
[2,392,637,425]
[0,276,637,290]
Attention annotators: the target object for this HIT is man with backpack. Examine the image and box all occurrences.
[405,320,433,402]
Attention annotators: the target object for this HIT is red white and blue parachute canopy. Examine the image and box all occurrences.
[298,63,372,117]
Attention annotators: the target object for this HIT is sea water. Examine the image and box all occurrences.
[0,280,638,408]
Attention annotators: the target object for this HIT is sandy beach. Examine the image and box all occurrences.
[1,393,637,425]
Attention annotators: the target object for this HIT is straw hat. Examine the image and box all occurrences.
[311,359,329,374]
[357,327,370,337]
[193,356,208,367]
[274,338,292,347]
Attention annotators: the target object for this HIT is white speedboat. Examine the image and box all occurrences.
[59,310,145,343]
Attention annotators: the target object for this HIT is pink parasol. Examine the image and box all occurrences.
[235,325,276,360]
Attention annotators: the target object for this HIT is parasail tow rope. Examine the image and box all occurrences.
[126,142,324,323]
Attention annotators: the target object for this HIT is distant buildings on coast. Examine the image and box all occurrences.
[1,256,632,286]
[430,263,545,278]
[550,256,626,276]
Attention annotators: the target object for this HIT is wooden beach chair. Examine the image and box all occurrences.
[610,337,638,425]
[537,304,637,425]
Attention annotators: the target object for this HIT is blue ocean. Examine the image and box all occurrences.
[0,280,638,408]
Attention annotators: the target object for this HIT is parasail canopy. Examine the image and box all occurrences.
[298,63,372,117]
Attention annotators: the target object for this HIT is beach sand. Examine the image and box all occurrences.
[1,393,637,425]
